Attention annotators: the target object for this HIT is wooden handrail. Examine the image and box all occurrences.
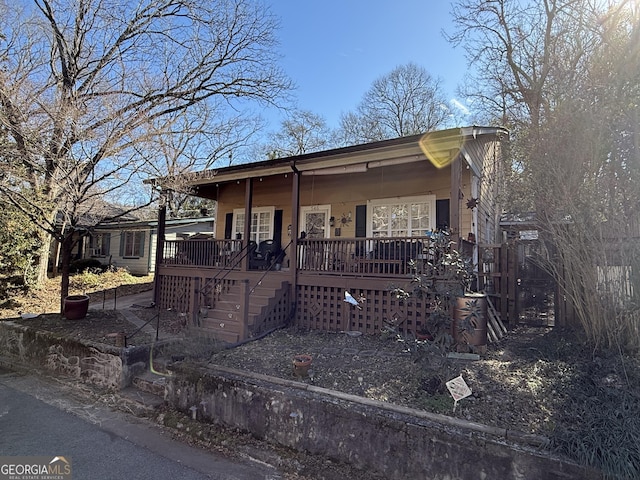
[159,235,466,278]
[162,239,243,268]
[297,236,434,276]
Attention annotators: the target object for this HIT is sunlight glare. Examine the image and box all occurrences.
[419,130,466,169]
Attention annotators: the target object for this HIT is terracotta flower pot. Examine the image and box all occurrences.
[64,294,90,320]
[292,354,312,378]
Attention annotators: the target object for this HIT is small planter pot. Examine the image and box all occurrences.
[107,332,126,347]
[63,294,90,320]
[292,354,313,378]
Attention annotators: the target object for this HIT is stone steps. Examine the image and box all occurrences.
[119,360,172,414]
[118,385,165,415]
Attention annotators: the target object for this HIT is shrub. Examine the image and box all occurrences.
[69,258,105,274]
[68,267,150,293]
[70,270,103,291]
[0,207,40,290]
[390,230,474,354]
[0,274,29,301]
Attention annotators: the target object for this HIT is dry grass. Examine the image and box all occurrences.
[0,270,153,319]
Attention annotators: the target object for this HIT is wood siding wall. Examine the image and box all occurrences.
[107,229,151,276]
[474,137,504,244]
[214,160,475,248]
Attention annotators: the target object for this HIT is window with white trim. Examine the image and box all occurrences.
[233,207,274,243]
[120,231,145,258]
[367,196,435,237]
[90,233,110,256]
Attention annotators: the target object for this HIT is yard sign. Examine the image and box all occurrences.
[446,375,472,412]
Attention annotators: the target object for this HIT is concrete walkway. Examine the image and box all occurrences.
[89,290,174,341]
[89,290,154,311]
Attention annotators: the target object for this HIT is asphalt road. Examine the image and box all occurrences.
[0,367,282,480]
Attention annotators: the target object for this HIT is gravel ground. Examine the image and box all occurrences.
[5,299,640,478]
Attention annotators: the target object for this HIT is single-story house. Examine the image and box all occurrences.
[86,216,215,276]
[151,126,509,342]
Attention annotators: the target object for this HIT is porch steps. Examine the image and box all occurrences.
[198,316,244,344]
[196,279,289,344]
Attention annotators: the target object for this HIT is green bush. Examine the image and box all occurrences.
[553,381,640,479]
[68,267,150,293]
[69,258,105,274]
[390,230,473,353]
[0,206,40,290]
[0,274,29,301]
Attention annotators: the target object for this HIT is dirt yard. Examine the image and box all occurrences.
[2,274,639,479]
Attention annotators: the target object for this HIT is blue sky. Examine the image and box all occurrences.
[267,1,469,128]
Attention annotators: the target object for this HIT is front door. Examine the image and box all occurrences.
[299,205,331,270]
[300,205,331,239]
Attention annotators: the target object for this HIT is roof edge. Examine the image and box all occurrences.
[148,125,508,188]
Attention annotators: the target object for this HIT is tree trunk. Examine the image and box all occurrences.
[35,232,53,286]
[52,239,61,277]
[59,234,74,314]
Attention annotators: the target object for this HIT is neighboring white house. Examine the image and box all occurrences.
[87,216,215,275]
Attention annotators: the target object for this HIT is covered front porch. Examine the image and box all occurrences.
[154,233,485,342]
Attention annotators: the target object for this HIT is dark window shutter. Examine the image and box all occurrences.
[224,212,233,239]
[274,209,283,244]
[436,199,450,231]
[355,205,367,237]
[139,231,145,257]
[119,232,126,256]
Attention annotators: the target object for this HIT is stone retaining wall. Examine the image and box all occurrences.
[0,321,603,479]
[168,363,602,480]
[0,320,147,389]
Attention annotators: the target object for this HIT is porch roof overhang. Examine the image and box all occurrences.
[148,126,508,189]
[93,216,216,231]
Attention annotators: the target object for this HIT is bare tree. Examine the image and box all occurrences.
[539,2,640,350]
[0,0,291,309]
[138,101,264,216]
[449,0,640,350]
[448,0,595,130]
[338,63,451,145]
[447,0,602,206]
[263,110,336,158]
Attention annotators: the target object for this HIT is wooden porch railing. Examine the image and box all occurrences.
[162,239,243,269]
[154,237,521,335]
[297,236,435,276]
[160,236,455,277]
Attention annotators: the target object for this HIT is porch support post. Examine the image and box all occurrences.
[290,169,301,294]
[450,152,461,243]
[239,279,250,340]
[190,277,200,326]
[153,199,167,305]
[242,178,253,271]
